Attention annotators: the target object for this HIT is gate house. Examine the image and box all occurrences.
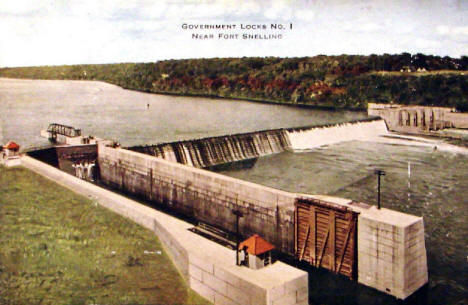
[295,197,359,279]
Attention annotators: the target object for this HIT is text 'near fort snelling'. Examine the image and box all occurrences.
[181,23,293,40]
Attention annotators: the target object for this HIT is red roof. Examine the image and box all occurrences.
[238,234,275,255]
[4,141,20,150]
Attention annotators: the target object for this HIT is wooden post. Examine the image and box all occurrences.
[336,217,355,274]
[317,229,329,267]
[294,203,298,257]
[330,210,336,272]
[299,226,310,261]
[309,206,316,265]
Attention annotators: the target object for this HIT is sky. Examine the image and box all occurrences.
[0,0,467,67]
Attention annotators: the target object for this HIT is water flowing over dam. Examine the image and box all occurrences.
[128,118,387,167]
[286,118,388,151]
[128,129,291,168]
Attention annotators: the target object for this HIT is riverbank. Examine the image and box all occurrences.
[0,166,207,305]
[1,56,466,111]
[121,86,365,111]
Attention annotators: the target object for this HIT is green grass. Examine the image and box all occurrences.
[0,166,209,305]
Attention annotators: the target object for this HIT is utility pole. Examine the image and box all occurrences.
[232,210,244,265]
[374,169,386,209]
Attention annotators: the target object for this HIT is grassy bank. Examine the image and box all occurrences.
[0,166,208,305]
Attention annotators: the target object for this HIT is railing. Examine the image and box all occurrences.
[47,123,81,137]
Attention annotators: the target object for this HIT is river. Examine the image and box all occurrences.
[1,78,466,305]
[0,78,366,149]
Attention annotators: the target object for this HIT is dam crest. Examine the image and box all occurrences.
[129,118,389,167]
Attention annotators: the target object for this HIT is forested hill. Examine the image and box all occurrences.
[1,54,467,111]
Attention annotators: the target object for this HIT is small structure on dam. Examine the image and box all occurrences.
[31,119,429,300]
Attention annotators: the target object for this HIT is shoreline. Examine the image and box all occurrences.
[0,76,365,112]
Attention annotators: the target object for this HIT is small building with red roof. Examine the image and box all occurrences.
[3,141,20,157]
[238,234,275,269]
[2,141,21,167]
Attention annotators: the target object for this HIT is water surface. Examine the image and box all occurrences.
[0,78,367,149]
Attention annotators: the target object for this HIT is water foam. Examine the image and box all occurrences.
[286,119,389,151]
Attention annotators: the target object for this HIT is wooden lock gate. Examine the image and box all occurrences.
[295,197,359,279]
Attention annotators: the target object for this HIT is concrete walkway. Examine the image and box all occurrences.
[21,156,308,305]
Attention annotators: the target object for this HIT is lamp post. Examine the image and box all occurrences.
[374,169,386,209]
[232,210,244,265]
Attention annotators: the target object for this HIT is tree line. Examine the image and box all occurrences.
[1,53,467,111]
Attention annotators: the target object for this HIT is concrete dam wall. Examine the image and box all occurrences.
[128,129,291,169]
[128,118,387,167]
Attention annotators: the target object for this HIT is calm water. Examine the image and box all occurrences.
[220,142,468,305]
[0,78,366,149]
[1,78,466,305]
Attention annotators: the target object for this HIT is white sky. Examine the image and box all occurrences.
[0,0,467,67]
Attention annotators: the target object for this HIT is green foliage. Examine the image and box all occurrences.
[0,53,466,110]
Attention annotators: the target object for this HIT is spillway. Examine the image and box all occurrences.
[128,118,387,167]
[128,129,291,168]
[286,118,388,151]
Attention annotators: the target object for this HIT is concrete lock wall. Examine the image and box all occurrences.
[98,144,428,300]
[357,208,428,299]
[98,144,297,254]
[22,155,308,305]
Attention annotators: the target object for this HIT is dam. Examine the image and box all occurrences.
[5,79,466,305]
[127,118,386,168]
[32,119,428,301]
